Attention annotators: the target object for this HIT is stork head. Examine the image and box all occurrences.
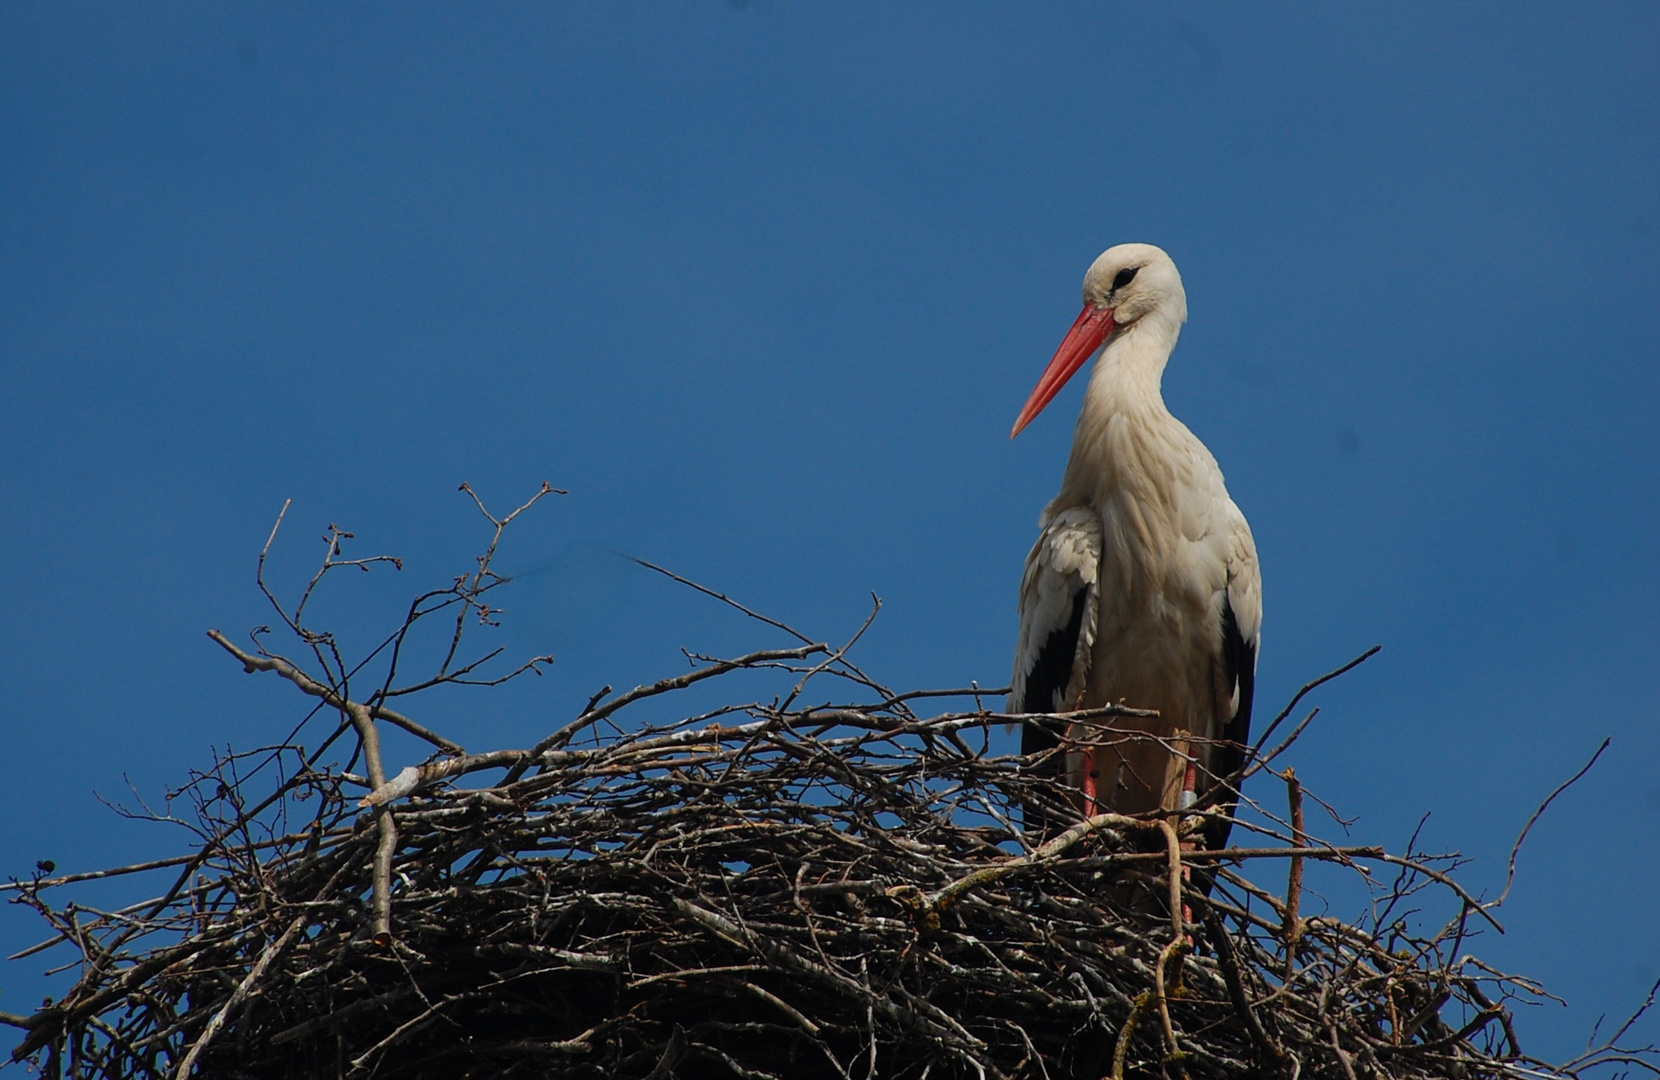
[1010,243,1187,438]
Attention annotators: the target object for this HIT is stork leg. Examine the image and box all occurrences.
[1177,754,1199,933]
[1074,690,1101,817]
[1179,759,1199,811]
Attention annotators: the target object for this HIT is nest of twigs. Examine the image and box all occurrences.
[4,486,1651,1080]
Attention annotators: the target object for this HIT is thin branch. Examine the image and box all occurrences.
[1493,737,1609,908]
[206,630,463,755]
[1249,646,1381,758]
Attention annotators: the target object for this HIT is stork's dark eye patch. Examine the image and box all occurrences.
[1111,266,1140,291]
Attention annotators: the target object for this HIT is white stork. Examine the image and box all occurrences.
[1009,243,1261,851]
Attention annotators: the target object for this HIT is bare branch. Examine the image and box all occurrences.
[1493,737,1610,908]
[206,630,463,755]
[1249,645,1381,758]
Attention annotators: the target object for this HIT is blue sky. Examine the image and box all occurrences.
[2,2,1657,1063]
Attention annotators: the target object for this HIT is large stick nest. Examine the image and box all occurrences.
[4,486,1652,1080]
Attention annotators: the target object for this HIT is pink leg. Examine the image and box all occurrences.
[1179,759,1199,930]
[1082,750,1100,817]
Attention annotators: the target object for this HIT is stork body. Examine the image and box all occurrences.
[1009,244,1261,849]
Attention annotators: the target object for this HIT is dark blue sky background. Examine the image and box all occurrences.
[2,3,1657,1064]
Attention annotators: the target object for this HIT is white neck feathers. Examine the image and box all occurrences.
[1056,314,1186,503]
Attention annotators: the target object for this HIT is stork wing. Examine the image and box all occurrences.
[1203,501,1262,851]
[1010,506,1103,761]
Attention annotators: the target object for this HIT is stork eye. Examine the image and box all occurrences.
[1111,266,1140,291]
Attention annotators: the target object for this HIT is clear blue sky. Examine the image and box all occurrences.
[2,3,1656,1063]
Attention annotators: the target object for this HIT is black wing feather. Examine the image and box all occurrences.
[1203,591,1257,852]
[1020,587,1089,832]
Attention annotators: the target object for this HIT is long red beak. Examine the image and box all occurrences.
[1010,305,1116,438]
